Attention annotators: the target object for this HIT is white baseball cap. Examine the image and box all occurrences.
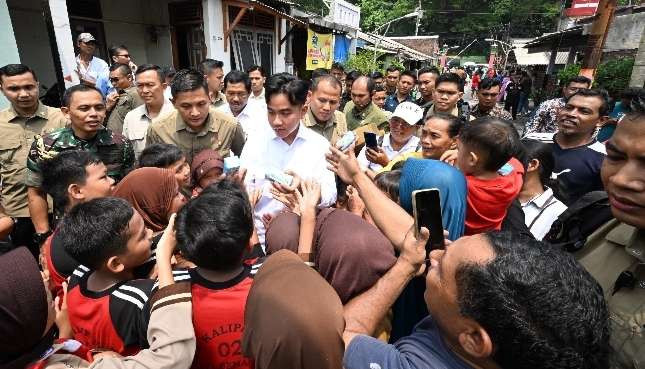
[391,101,424,126]
[77,33,96,43]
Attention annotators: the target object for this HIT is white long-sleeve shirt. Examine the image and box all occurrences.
[241,122,337,245]
[357,133,419,172]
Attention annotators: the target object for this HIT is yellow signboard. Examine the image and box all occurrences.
[306,30,334,70]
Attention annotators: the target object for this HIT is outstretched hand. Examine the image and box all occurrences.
[326,144,361,185]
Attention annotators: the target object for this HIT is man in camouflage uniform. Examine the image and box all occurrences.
[470,78,513,120]
[105,63,143,134]
[26,84,134,242]
[0,64,68,255]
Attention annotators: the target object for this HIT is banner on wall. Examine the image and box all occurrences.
[306,29,334,70]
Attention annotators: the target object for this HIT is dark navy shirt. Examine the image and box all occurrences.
[384,93,414,113]
[344,316,473,369]
[552,138,606,205]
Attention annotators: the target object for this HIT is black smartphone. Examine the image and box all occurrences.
[412,189,445,255]
[461,101,471,119]
[364,132,378,149]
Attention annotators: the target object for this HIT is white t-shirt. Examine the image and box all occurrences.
[357,133,420,172]
[521,187,568,240]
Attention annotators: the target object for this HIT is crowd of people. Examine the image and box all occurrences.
[0,32,644,369]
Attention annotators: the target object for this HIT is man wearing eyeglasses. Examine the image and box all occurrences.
[216,70,267,140]
[471,77,512,120]
[105,63,143,135]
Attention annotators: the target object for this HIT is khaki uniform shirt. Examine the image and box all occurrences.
[211,91,227,109]
[576,219,645,369]
[146,107,245,163]
[106,86,144,135]
[0,103,67,217]
[344,101,390,131]
[303,109,347,146]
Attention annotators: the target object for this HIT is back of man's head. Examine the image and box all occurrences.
[457,231,609,369]
[170,68,208,98]
[56,197,134,270]
[176,179,253,271]
[460,117,520,172]
[41,151,103,211]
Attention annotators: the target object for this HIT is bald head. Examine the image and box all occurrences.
[351,76,375,110]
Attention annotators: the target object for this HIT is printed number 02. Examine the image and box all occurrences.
[218,340,242,357]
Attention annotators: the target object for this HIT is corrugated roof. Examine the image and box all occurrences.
[512,39,569,65]
[357,31,435,61]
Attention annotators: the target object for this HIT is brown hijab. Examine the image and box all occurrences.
[265,208,396,303]
[113,167,178,232]
[242,250,344,369]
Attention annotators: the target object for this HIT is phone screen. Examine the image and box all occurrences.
[412,189,445,255]
[364,132,378,149]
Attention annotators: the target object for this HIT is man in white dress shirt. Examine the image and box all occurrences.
[241,73,337,245]
[357,102,422,172]
[122,64,175,158]
[217,70,267,139]
[247,65,266,105]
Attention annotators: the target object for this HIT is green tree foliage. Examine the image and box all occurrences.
[557,63,582,85]
[345,50,385,74]
[594,57,635,97]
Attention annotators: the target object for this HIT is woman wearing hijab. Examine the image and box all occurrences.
[265,208,396,304]
[391,158,467,342]
[113,167,187,233]
[242,249,344,369]
[113,167,188,275]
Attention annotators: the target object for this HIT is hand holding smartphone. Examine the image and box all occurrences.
[412,189,445,256]
[364,132,378,149]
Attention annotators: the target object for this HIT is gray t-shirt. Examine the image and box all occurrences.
[344,316,473,369]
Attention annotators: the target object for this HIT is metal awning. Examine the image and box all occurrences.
[357,31,434,61]
[511,39,569,65]
[523,26,586,53]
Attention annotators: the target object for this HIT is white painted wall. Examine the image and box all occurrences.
[0,0,21,109]
[203,0,231,73]
[274,18,287,73]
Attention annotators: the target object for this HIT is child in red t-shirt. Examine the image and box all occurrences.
[456,117,524,235]
[172,179,262,369]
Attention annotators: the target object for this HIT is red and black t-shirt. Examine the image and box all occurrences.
[67,266,154,356]
[171,262,261,369]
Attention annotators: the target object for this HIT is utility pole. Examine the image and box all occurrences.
[629,25,645,87]
[579,0,617,80]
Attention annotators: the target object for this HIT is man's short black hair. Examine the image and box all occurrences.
[386,66,401,74]
[41,151,103,211]
[460,116,519,172]
[135,64,164,82]
[346,70,362,82]
[176,179,253,271]
[400,70,417,82]
[162,66,176,80]
[426,113,464,138]
[109,63,131,76]
[374,85,386,93]
[436,73,464,92]
[567,75,592,88]
[311,68,330,80]
[62,84,103,107]
[521,139,554,186]
[417,67,440,79]
[331,62,345,72]
[352,76,375,95]
[246,65,266,77]
[108,44,128,58]
[223,70,251,93]
[311,74,342,93]
[457,231,610,369]
[265,73,308,106]
[57,197,134,270]
[138,143,184,169]
[478,77,501,91]
[370,71,384,79]
[626,87,645,118]
[0,64,37,82]
[198,59,224,75]
[566,88,610,117]
[170,69,208,98]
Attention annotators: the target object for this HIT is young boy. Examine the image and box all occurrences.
[456,117,524,235]
[56,197,154,355]
[40,151,115,299]
[174,179,261,369]
[138,143,191,190]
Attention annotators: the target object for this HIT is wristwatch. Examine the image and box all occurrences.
[33,230,53,245]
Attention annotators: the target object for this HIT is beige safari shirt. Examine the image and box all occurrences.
[106,86,144,135]
[576,219,645,369]
[211,91,227,109]
[145,107,245,164]
[0,103,67,217]
[303,109,347,146]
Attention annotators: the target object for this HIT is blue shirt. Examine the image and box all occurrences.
[384,93,414,113]
[344,316,473,369]
[552,138,606,206]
